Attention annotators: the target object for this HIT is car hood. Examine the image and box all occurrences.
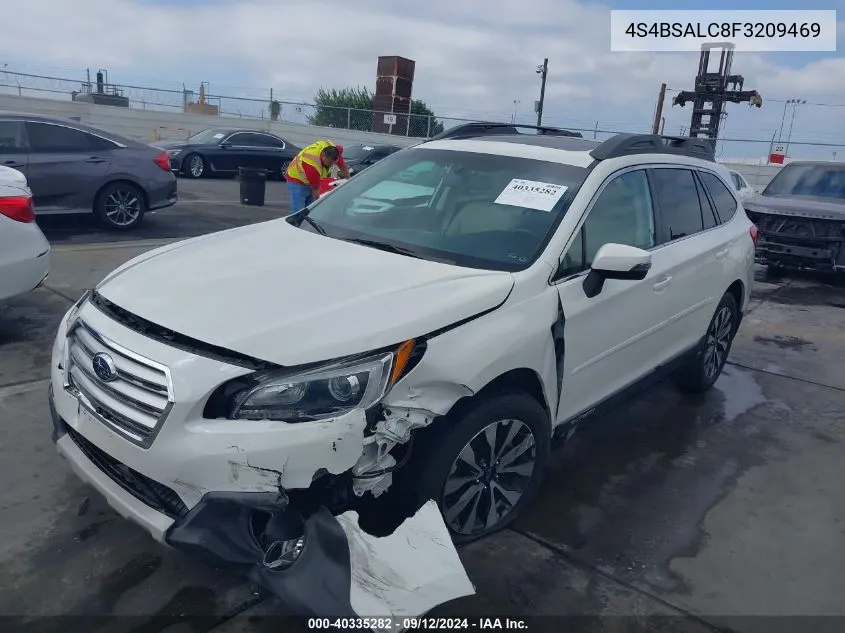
[744,194,845,221]
[96,220,514,366]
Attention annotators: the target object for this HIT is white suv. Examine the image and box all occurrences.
[49,126,756,620]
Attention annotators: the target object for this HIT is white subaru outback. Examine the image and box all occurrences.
[48,125,757,620]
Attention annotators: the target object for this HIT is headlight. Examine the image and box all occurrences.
[230,341,418,422]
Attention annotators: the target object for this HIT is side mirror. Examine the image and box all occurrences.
[582,243,651,299]
[219,142,231,149]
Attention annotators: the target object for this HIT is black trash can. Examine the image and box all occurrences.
[239,167,267,206]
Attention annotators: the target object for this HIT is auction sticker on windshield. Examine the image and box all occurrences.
[494,179,568,212]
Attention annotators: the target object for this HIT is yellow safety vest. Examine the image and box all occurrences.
[286,140,336,185]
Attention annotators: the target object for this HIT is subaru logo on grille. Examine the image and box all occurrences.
[92,353,118,382]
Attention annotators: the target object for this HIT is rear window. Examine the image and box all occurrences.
[699,171,738,223]
[763,164,845,201]
[301,147,589,271]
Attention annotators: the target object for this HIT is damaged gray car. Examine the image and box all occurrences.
[744,161,845,274]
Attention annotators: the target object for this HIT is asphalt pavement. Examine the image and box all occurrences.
[1,177,844,633]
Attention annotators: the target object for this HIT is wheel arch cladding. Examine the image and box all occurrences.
[726,279,745,312]
[96,179,148,210]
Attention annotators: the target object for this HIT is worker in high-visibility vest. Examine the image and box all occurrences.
[284,140,350,212]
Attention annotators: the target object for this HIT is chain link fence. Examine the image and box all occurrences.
[1,69,844,161]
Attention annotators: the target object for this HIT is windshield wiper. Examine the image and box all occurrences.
[299,214,327,235]
[342,237,426,259]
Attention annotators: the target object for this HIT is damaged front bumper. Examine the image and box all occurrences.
[747,212,845,272]
[49,386,474,621]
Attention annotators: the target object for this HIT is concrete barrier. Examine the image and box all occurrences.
[0,94,420,149]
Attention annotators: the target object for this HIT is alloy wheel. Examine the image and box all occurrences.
[189,155,204,178]
[703,306,733,379]
[442,419,537,537]
[103,189,142,227]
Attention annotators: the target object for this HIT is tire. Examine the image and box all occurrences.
[94,182,146,230]
[183,153,206,178]
[393,392,551,545]
[673,292,739,393]
[278,160,290,181]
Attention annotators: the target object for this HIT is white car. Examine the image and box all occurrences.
[48,126,756,620]
[0,166,50,302]
[729,169,756,201]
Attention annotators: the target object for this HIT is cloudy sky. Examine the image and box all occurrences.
[0,0,843,159]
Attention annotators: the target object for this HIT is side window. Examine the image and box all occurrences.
[650,168,705,242]
[370,149,390,161]
[699,172,738,224]
[26,123,93,152]
[0,121,27,153]
[228,133,270,147]
[88,134,119,151]
[695,173,718,230]
[730,173,742,190]
[561,170,656,275]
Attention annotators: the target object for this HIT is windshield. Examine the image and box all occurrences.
[343,145,374,161]
[185,129,229,144]
[763,164,845,201]
[299,147,588,272]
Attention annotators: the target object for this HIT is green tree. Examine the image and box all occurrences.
[308,86,443,138]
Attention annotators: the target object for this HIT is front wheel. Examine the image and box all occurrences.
[393,392,551,544]
[673,292,739,393]
[94,182,146,230]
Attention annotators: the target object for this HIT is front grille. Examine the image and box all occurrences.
[66,319,172,448]
[65,424,188,519]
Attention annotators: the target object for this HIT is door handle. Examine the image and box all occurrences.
[652,276,672,292]
[715,248,730,260]
[85,157,107,163]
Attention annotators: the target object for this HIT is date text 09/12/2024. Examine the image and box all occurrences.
[307,617,529,630]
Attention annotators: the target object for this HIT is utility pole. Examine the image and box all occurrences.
[652,83,667,134]
[536,58,548,126]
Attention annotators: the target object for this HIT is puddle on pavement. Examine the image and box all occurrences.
[753,335,816,351]
[516,366,776,595]
[714,366,767,423]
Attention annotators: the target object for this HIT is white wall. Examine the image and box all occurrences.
[0,94,420,149]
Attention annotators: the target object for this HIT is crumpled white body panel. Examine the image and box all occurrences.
[338,500,475,629]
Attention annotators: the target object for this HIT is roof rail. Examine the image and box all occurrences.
[589,134,715,162]
[429,122,583,141]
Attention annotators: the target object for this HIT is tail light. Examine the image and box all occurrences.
[0,195,35,223]
[153,151,171,172]
[749,224,759,245]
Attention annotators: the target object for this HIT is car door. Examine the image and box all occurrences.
[223,132,280,172]
[646,166,725,356]
[553,167,677,423]
[25,121,114,212]
[0,120,28,177]
[247,133,290,171]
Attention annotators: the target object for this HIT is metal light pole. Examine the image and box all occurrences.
[784,98,806,158]
[511,99,520,124]
[536,59,548,126]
